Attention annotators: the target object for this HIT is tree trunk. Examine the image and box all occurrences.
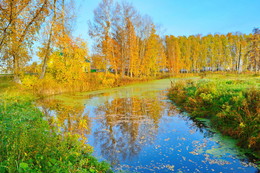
[130,68,133,78]
[13,55,22,84]
[40,0,56,79]
[40,34,52,79]
[237,43,242,74]
[40,53,48,79]
[121,63,125,77]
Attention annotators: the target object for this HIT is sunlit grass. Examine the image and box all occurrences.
[169,74,260,157]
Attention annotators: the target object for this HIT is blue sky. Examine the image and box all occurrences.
[74,0,259,40]
[31,0,259,62]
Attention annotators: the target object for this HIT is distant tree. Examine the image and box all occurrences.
[113,1,140,77]
[189,35,200,72]
[144,26,161,76]
[247,28,260,73]
[127,20,139,77]
[89,0,115,74]
[179,36,191,71]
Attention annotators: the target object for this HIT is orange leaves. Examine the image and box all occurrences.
[143,26,164,76]
[165,35,181,73]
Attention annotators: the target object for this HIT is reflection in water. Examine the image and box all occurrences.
[38,98,91,139]
[38,79,259,173]
[180,114,215,139]
[94,97,165,165]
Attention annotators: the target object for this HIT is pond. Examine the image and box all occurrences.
[38,78,259,173]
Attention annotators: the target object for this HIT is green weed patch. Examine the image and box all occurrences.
[169,77,260,157]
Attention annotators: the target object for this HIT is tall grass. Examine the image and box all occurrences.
[169,77,260,157]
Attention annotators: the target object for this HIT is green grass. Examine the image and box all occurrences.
[0,93,112,172]
[168,74,260,157]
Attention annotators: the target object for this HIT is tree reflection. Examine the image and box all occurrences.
[94,97,165,165]
[38,98,90,139]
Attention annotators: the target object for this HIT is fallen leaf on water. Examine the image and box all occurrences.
[189,151,199,155]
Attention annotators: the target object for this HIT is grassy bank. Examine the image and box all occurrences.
[21,73,165,97]
[168,74,260,157]
[0,92,112,172]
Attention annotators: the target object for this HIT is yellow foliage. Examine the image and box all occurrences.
[102,78,115,86]
[47,35,88,84]
[22,75,38,89]
[239,122,246,128]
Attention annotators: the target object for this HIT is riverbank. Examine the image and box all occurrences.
[21,73,174,97]
[0,77,113,172]
[168,74,260,158]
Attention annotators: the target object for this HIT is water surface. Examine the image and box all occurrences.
[38,79,259,172]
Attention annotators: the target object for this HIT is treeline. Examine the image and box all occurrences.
[0,0,259,86]
[90,0,260,77]
[165,32,260,73]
